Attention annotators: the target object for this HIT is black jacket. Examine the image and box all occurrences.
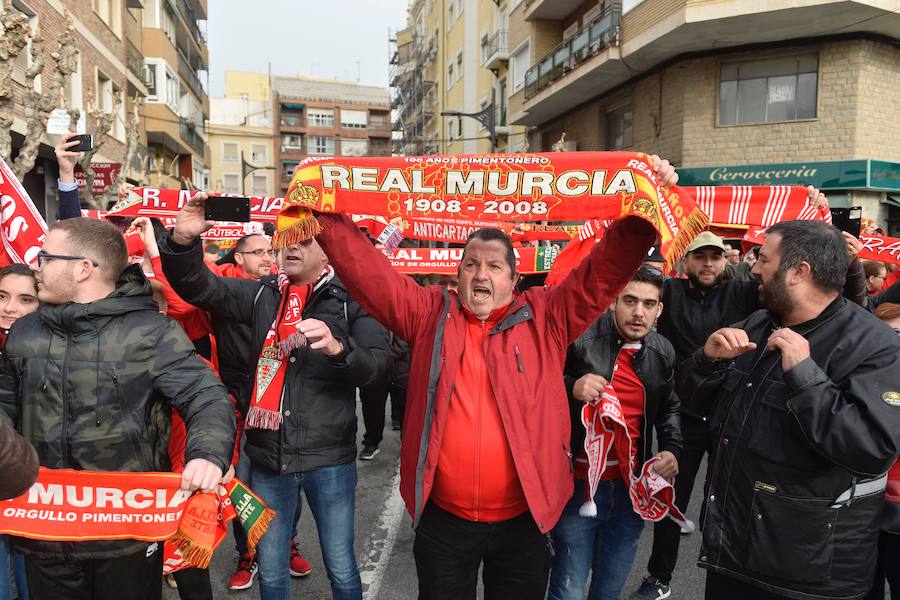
[564,312,682,470]
[659,260,867,420]
[159,234,389,474]
[680,297,900,600]
[0,266,236,560]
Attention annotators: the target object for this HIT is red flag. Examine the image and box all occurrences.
[0,157,48,267]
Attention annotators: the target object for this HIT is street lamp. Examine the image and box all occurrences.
[441,88,496,153]
[240,150,276,195]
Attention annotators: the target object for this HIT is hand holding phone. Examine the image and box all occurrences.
[830,207,862,238]
[204,196,252,222]
[73,134,93,153]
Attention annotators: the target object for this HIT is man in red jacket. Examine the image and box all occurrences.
[315,156,677,600]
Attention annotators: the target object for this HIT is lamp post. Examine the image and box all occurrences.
[440,88,496,153]
[240,150,276,195]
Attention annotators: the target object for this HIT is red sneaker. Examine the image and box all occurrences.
[228,553,259,590]
[290,539,312,577]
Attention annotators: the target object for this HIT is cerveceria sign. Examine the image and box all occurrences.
[677,160,900,192]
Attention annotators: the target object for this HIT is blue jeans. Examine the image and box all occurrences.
[251,461,361,600]
[0,535,27,600]
[548,478,645,600]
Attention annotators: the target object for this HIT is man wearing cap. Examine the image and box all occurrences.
[631,204,866,599]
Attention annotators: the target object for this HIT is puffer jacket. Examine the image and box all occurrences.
[158,235,389,474]
[0,265,236,560]
[680,297,900,600]
[563,311,682,471]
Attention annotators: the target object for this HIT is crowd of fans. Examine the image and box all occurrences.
[0,138,897,600]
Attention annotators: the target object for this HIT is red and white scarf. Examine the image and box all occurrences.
[245,266,334,430]
[580,384,692,530]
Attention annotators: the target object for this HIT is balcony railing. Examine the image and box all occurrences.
[280,115,305,128]
[126,43,143,80]
[177,52,204,99]
[524,6,620,100]
[368,122,391,135]
[483,29,508,69]
[178,0,207,48]
[179,120,206,156]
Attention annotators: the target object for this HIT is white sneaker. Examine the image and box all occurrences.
[680,519,695,534]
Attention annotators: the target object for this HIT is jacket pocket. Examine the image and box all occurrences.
[111,367,154,471]
[745,489,836,584]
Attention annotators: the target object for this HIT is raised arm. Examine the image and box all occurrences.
[158,193,262,324]
[316,212,440,343]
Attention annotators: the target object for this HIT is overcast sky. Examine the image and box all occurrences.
[207,0,410,96]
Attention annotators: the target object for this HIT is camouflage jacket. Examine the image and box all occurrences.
[0,265,235,560]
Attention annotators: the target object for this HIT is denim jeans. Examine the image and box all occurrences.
[250,461,361,600]
[548,478,645,600]
[0,535,27,600]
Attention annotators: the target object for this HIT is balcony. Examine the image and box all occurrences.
[524,7,620,101]
[367,122,391,137]
[178,0,207,48]
[279,114,305,129]
[179,120,206,157]
[178,52,204,100]
[523,0,582,21]
[483,30,508,70]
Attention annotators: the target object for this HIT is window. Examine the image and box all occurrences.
[497,78,507,127]
[282,161,299,182]
[605,104,633,150]
[447,120,455,141]
[719,55,818,125]
[165,68,179,113]
[96,72,119,139]
[510,41,530,93]
[66,56,84,117]
[251,174,268,196]
[448,1,454,24]
[222,174,240,194]
[282,134,302,150]
[447,62,454,87]
[222,142,239,161]
[456,52,463,81]
[9,2,37,86]
[340,109,368,129]
[308,108,334,128]
[93,0,120,34]
[309,136,334,155]
[251,144,267,162]
[480,33,490,64]
[341,139,368,157]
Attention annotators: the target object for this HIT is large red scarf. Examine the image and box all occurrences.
[0,156,48,267]
[279,152,707,269]
[580,385,691,529]
[246,267,333,430]
[742,225,900,266]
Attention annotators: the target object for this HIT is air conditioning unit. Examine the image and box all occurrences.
[141,65,155,87]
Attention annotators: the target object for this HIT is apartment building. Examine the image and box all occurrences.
[141,0,209,189]
[391,0,529,156]
[1,0,148,218]
[273,75,391,195]
[209,71,275,197]
[508,0,900,232]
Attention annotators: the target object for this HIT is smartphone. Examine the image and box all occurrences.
[205,196,252,222]
[830,207,862,238]
[73,134,93,152]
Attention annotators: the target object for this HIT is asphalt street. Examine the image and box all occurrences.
[164,402,709,600]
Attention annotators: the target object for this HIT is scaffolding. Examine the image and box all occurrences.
[390,24,438,156]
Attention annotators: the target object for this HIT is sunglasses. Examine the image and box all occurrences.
[36,252,99,268]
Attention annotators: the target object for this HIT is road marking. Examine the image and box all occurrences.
[359,462,405,600]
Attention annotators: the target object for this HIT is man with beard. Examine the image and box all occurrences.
[679,219,900,599]
[633,216,865,600]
